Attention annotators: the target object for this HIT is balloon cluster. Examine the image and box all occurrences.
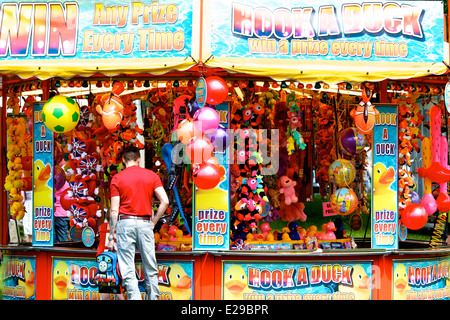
[176,76,230,190]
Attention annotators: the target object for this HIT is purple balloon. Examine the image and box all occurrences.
[205,125,231,152]
[188,98,200,117]
[410,191,420,204]
[54,165,66,191]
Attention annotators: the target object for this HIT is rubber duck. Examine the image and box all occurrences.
[392,263,411,300]
[223,265,253,299]
[163,264,192,300]
[306,225,317,237]
[260,222,272,240]
[373,162,397,212]
[286,221,302,240]
[168,225,179,241]
[33,159,52,208]
[52,261,74,300]
[316,222,337,240]
[265,232,275,241]
[338,264,371,300]
[17,260,35,299]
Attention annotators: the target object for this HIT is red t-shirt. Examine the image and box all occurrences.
[110,166,163,217]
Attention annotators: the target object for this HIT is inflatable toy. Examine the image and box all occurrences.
[43,95,80,133]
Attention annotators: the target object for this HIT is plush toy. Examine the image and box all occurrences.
[278,176,298,205]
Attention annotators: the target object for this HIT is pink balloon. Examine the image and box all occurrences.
[193,107,220,133]
[420,193,437,215]
[186,137,214,164]
[402,204,428,230]
[205,76,228,105]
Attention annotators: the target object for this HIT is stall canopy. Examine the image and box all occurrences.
[201,0,448,83]
[0,0,200,79]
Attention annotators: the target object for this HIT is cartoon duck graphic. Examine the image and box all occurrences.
[17,260,35,299]
[338,264,372,300]
[52,261,74,300]
[162,264,192,300]
[223,265,253,300]
[373,162,397,212]
[393,263,411,300]
[34,159,52,208]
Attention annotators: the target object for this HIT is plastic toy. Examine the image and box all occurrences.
[330,187,358,215]
[328,159,356,187]
[95,94,124,132]
[350,84,379,134]
[93,251,121,287]
[339,127,366,156]
[316,222,337,240]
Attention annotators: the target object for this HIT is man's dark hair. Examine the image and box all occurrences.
[122,145,140,163]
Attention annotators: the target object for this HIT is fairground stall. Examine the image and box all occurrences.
[0,0,449,301]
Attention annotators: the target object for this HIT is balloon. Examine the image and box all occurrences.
[420,193,438,215]
[436,192,450,213]
[410,191,420,204]
[328,159,356,187]
[205,76,228,105]
[186,138,214,163]
[187,98,200,117]
[54,165,66,191]
[112,81,125,95]
[193,106,220,133]
[193,162,221,190]
[96,95,124,131]
[339,127,366,156]
[330,188,358,215]
[205,125,231,152]
[401,203,428,230]
[176,119,201,144]
[42,95,80,133]
[194,155,226,178]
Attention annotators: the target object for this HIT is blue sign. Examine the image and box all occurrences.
[371,104,398,249]
[32,101,54,247]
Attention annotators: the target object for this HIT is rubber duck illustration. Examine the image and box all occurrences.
[373,162,397,211]
[393,263,411,300]
[338,264,371,300]
[223,265,253,300]
[17,260,35,299]
[162,264,192,300]
[52,261,74,300]
[34,159,52,208]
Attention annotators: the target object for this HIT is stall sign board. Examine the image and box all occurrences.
[193,102,230,251]
[0,0,192,60]
[51,257,194,300]
[32,101,54,247]
[0,255,36,300]
[208,0,443,64]
[392,257,450,300]
[371,104,398,250]
[222,261,373,300]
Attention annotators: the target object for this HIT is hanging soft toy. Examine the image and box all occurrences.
[278,175,298,205]
[350,84,379,134]
[96,94,124,132]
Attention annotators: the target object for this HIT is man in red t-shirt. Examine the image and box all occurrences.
[108,145,169,300]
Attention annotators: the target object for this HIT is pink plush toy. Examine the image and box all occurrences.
[279,176,298,205]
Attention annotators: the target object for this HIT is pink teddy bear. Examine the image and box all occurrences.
[279,176,298,205]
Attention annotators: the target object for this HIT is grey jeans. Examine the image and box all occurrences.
[116,218,159,300]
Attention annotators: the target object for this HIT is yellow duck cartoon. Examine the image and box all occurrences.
[393,263,411,300]
[338,264,372,300]
[52,261,74,300]
[161,264,192,300]
[223,265,253,300]
[33,159,52,208]
[17,260,35,299]
[373,162,397,212]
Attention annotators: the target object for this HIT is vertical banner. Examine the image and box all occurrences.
[0,255,36,300]
[371,104,398,249]
[33,101,54,246]
[193,102,230,250]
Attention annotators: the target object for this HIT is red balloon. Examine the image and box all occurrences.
[193,163,221,190]
[402,204,428,230]
[112,81,125,95]
[205,76,228,105]
[436,192,450,213]
[186,138,214,163]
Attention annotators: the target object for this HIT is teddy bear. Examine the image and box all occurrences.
[278,175,298,205]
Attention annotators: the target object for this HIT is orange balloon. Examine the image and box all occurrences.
[176,119,201,144]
